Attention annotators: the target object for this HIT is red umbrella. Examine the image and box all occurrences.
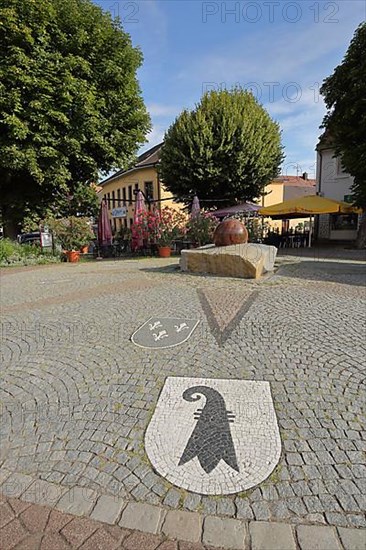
[134,191,146,223]
[97,200,112,246]
[191,195,200,218]
[132,191,146,250]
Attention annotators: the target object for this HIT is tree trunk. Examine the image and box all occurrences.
[3,219,20,240]
[355,213,366,249]
[2,203,21,239]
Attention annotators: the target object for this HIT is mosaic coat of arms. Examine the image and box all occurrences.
[131,317,199,349]
[145,377,281,495]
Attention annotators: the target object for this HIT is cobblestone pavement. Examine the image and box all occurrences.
[0,251,365,546]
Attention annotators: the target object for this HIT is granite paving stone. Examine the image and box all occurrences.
[90,494,126,524]
[162,510,202,543]
[203,516,247,549]
[119,502,165,534]
[337,527,366,550]
[297,525,342,550]
[250,521,296,550]
[163,489,181,509]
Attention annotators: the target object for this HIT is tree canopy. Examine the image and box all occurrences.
[159,88,284,208]
[320,23,366,209]
[0,0,150,236]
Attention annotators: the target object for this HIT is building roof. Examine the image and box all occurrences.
[273,175,316,187]
[100,142,163,186]
[316,130,334,151]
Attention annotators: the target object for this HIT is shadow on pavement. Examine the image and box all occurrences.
[276,260,366,287]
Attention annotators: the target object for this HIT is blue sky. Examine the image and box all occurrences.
[96,0,365,178]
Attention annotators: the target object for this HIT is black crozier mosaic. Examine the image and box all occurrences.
[178,386,239,474]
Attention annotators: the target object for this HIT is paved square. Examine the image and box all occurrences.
[0,252,365,530]
[145,377,281,494]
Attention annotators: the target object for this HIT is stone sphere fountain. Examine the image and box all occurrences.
[180,217,277,279]
[213,218,248,247]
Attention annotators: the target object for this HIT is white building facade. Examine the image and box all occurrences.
[316,141,359,242]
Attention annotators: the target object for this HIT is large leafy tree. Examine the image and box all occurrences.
[0,0,150,236]
[159,88,284,208]
[320,22,366,248]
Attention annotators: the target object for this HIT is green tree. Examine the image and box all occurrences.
[21,183,100,231]
[159,88,284,208]
[0,0,150,237]
[320,22,366,248]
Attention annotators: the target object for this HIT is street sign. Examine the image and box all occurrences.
[111,207,127,218]
[40,232,52,248]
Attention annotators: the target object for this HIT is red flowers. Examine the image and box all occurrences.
[131,207,187,246]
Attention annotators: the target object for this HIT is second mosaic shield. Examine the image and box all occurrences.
[145,377,281,495]
[131,317,199,349]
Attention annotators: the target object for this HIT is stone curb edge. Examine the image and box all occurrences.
[1,472,365,549]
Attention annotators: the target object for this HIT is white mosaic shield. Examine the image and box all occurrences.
[145,377,281,495]
[131,317,199,349]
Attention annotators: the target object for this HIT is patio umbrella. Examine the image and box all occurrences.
[132,190,146,250]
[214,202,261,219]
[191,195,200,218]
[259,195,361,217]
[97,200,112,246]
[259,195,362,248]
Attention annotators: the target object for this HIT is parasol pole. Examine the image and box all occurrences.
[308,215,313,248]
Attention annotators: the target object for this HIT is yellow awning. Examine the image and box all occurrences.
[259,195,362,216]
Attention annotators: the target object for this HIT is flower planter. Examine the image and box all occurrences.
[66,250,80,263]
[158,246,172,258]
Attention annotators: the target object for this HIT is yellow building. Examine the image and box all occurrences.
[99,143,183,232]
[99,143,315,233]
[258,174,316,231]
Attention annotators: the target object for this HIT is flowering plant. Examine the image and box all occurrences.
[157,207,187,246]
[48,216,93,250]
[186,212,219,246]
[131,207,186,248]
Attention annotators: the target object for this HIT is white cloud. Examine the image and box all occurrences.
[141,124,166,152]
[147,103,180,117]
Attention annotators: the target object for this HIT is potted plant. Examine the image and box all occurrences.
[131,207,186,257]
[186,212,219,247]
[49,217,94,262]
[156,207,187,257]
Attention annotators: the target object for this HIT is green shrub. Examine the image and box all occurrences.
[0,238,59,267]
[0,239,16,262]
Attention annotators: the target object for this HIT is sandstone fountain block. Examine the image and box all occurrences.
[180,243,277,279]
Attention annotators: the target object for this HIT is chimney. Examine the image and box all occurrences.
[302,172,308,180]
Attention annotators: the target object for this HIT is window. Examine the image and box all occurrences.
[123,188,126,205]
[112,190,115,207]
[128,185,132,205]
[117,189,121,204]
[124,218,127,228]
[336,157,347,176]
[331,214,358,231]
[134,183,139,191]
[107,193,111,209]
[144,181,154,201]
[129,218,133,227]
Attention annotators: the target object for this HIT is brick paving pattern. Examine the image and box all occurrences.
[0,251,365,548]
